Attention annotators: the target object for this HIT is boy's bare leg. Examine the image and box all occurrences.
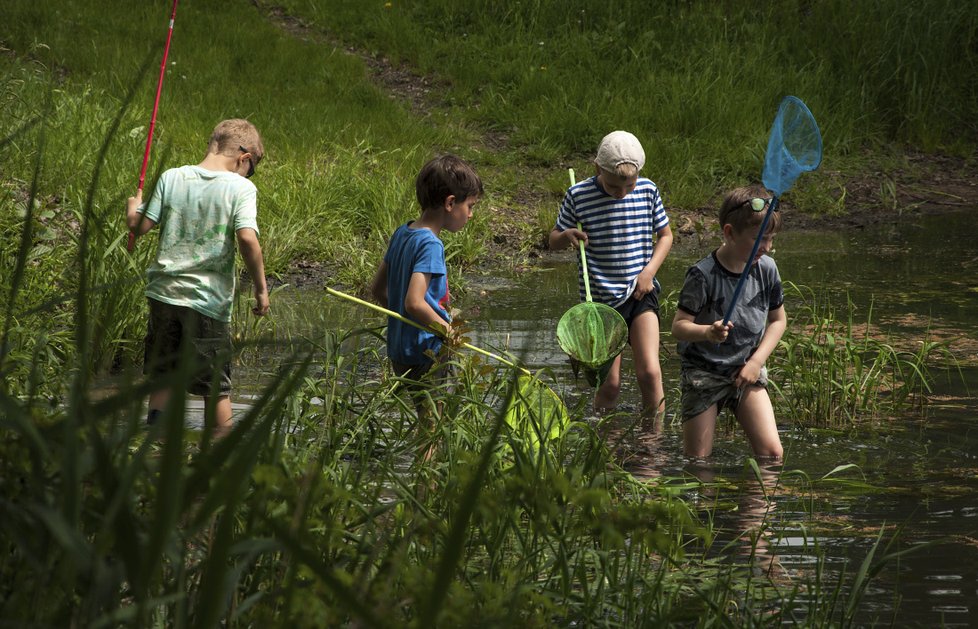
[683,405,719,458]
[594,354,623,413]
[629,312,665,421]
[205,394,234,438]
[147,388,171,423]
[416,398,439,463]
[735,387,783,461]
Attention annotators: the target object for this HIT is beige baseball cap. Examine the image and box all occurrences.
[595,130,645,172]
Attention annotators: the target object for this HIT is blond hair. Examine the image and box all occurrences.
[600,162,639,179]
[207,119,265,166]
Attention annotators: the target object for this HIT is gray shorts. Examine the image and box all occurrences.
[679,366,768,422]
[144,299,232,396]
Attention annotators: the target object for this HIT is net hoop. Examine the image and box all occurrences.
[762,95,823,196]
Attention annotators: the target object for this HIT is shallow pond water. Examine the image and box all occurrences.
[268,208,978,625]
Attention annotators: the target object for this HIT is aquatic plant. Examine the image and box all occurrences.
[772,282,956,425]
[2,314,907,625]
[1,166,900,623]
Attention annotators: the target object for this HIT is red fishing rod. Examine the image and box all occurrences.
[127,0,179,252]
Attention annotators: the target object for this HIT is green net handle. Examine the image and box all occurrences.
[568,168,593,303]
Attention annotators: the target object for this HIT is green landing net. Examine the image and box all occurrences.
[501,373,569,462]
[556,301,628,369]
[556,169,629,371]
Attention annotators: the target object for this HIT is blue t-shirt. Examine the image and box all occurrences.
[554,176,670,307]
[384,222,450,365]
[142,165,259,322]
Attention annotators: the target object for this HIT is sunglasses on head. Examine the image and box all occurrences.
[741,197,775,212]
[239,145,255,178]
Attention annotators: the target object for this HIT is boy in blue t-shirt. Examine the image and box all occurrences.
[126,118,270,437]
[550,131,673,418]
[370,154,483,410]
[671,185,786,461]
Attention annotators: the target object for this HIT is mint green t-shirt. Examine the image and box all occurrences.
[142,165,259,322]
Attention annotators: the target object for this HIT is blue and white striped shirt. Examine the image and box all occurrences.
[555,176,670,307]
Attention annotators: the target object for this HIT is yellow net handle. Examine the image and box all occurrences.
[325,287,531,376]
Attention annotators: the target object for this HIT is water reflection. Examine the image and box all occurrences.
[685,459,786,579]
[463,209,978,625]
[596,411,669,478]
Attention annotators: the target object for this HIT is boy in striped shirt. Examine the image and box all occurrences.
[549,130,673,418]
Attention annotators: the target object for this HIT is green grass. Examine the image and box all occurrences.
[3,0,976,371]
[277,0,977,199]
[3,0,977,276]
[0,0,485,284]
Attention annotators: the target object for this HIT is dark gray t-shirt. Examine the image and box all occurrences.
[676,251,784,377]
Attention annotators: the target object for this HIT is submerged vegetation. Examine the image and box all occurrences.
[0,0,972,625]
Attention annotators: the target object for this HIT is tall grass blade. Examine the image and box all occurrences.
[61,51,153,539]
[420,374,513,626]
[844,523,934,622]
[0,98,49,372]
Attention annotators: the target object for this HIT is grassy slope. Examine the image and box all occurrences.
[4,0,977,265]
[0,0,488,283]
[276,0,977,195]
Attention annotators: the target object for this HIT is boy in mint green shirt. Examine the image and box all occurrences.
[126,118,270,437]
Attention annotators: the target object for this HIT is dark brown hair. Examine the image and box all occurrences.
[415,154,484,211]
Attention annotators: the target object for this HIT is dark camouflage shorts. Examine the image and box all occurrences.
[679,366,768,422]
[144,299,232,396]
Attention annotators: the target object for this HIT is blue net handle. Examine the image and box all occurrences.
[723,96,822,327]
[762,96,823,196]
[721,197,780,326]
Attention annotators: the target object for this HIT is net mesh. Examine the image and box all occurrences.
[762,96,823,196]
[556,302,629,369]
[502,374,569,460]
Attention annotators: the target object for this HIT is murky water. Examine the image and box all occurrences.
[268,208,978,624]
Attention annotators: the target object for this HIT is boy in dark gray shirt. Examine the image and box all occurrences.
[671,185,786,460]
